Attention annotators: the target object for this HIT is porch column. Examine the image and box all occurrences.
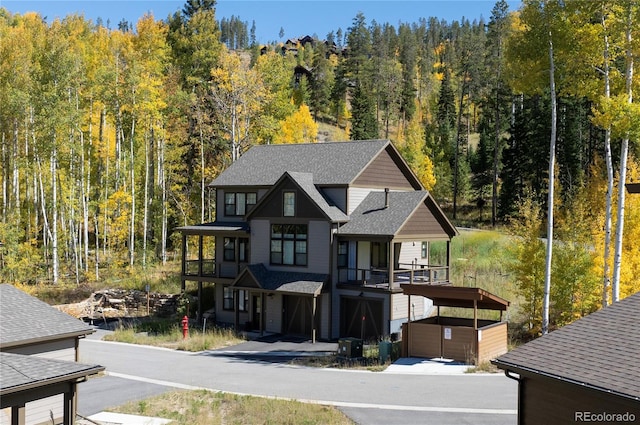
[446,240,452,282]
[234,289,240,332]
[11,405,25,425]
[63,386,75,425]
[181,234,187,292]
[234,236,240,274]
[198,235,204,276]
[197,282,203,324]
[311,295,317,344]
[388,239,394,288]
[406,293,411,357]
[260,293,265,336]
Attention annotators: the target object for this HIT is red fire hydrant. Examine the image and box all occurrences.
[181,315,189,339]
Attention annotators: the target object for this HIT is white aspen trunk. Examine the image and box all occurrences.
[200,120,205,223]
[12,119,19,210]
[129,116,136,268]
[612,8,634,303]
[83,99,92,273]
[51,143,59,284]
[542,28,557,335]
[601,10,613,307]
[160,132,167,265]
[101,108,108,258]
[143,129,150,268]
[2,131,6,221]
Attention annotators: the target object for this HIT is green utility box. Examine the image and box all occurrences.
[379,341,392,362]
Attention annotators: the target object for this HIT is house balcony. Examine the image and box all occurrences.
[337,263,450,291]
[182,258,247,281]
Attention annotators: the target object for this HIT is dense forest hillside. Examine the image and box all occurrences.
[1,0,639,333]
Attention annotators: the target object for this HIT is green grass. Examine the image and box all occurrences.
[111,389,355,425]
[103,321,245,352]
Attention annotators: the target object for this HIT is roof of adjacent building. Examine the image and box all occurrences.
[338,191,457,238]
[0,352,104,396]
[0,284,94,349]
[209,140,394,187]
[493,291,640,401]
[233,264,327,296]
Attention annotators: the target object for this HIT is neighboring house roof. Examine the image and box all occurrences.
[338,191,457,238]
[0,352,104,399]
[0,284,94,349]
[233,264,327,296]
[493,291,640,401]
[209,140,398,188]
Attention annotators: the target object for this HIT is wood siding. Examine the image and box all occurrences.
[520,374,640,425]
[399,203,451,240]
[265,294,283,333]
[477,322,508,363]
[397,242,429,267]
[391,292,425,321]
[442,326,475,363]
[352,148,417,190]
[347,187,375,215]
[249,219,270,264]
[406,322,442,358]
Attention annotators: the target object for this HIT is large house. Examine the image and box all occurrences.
[178,139,457,341]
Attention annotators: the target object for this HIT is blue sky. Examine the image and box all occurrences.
[1,0,521,44]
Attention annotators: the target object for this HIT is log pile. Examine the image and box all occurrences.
[55,289,179,320]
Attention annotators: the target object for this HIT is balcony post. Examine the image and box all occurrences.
[446,240,451,282]
[198,235,204,277]
[181,234,187,292]
[388,240,394,288]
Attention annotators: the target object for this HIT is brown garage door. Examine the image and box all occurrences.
[340,297,383,340]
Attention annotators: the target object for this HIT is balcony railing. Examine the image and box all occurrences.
[185,259,216,277]
[338,264,449,289]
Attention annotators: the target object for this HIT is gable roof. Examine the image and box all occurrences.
[337,191,457,238]
[246,171,349,223]
[0,284,94,349]
[232,264,327,296]
[0,352,104,398]
[493,291,640,401]
[210,140,418,188]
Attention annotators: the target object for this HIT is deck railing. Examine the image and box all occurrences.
[338,264,449,289]
[184,259,216,277]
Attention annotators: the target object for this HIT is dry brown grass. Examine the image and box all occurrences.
[112,389,354,425]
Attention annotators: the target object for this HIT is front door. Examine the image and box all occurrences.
[252,295,261,331]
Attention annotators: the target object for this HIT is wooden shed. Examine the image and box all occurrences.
[400,285,510,365]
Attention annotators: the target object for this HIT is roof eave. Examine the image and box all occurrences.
[0,329,94,350]
[0,365,105,396]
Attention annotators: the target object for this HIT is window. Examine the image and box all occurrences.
[371,242,388,268]
[271,224,307,266]
[239,238,249,262]
[223,238,249,262]
[224,192,257,216]
[421,242,428,259]
[223,286,248,312]
[283,191,296,217]
[337,241,348,268]
[223,238,235,261]
[223,286,234,310]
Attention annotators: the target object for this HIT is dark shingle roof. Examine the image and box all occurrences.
[210,140,390,187]
[0,284,94,348]
[493,291,640,400]
[236,264,327,296]
[338,191,427,236]
[0,352,103,395]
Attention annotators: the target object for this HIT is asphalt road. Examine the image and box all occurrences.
[77,337,517,425]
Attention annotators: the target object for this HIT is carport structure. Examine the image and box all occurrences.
[400,285,510,364]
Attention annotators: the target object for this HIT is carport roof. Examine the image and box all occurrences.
[400,284,510,311]
[232,264,327,296]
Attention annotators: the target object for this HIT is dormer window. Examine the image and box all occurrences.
[283,191,296,217]
[225,192,257,216]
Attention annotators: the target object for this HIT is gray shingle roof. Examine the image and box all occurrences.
[236,264,327,296]
[0,352,103,395]
[338,191,428,236]
[493,291,640,400]
[209,140,390,187]
[0,284,93,348]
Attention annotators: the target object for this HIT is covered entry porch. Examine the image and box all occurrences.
[230,264,328,343]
